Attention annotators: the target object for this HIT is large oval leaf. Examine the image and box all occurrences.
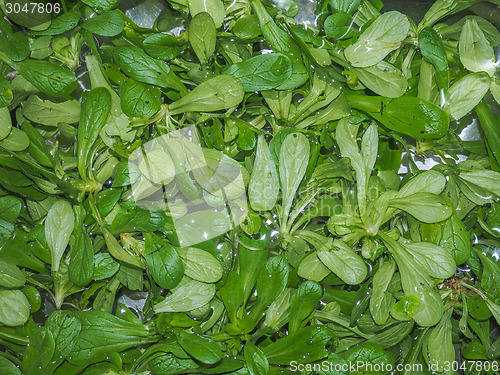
[45,200,75,272]
[344,11,410,67]
[317,239,367,285]
[0,290,30,326]
[169,75,244,114]
[224,53,292,91]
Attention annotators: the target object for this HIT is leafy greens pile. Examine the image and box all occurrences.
[1,0,500,374]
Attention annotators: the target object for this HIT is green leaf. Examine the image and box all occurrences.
[0,356,21,374]
[279,132,309,228]
[347,94,449,139]
[168,75,244,114]
[77,87,111,179]
[103,227,144,269]
[397,170,446,197]
[188,12,216,65]
[178,331,223,365]
[176,247,222,283]
[113,47,180,91]
[444,72,490,120]
[389,192,452,223]
[0,76,12,107]
[426,309,455,372]
[81,10,124,37]
[459,18,496,76]
[224,53,293,91]
[111,161,140,187]
[188,0,225,28]
[22,94,81,126]
[68,309,154,366]
[21,122,54,167]
[249,134,279,211]
[421,213,471,265]
[0,290,30,326]
[80,0,119,11]
[317,239,367,285]
[174,210,232,247]
[459,169,500,197]
[22,327,55,375]
[244,341,269,375]
[31,11,81,36]
[297,252,331,281]
[144,234,184,289]
[111,206,166,234]
[14,59,77,97]
[143,33,183,61]
[93,253,120,280]
[382,234,444,327]
[154,278,216,312]
[261,325,333,365]
[390,295,420,320]
[45,200,75,272]
[0,127,30,151]
[344,11,410,67]
[0,19,30,61]
[0,107,11,141]
[233,15,261,40]
[289,280,322,334]
[370,258,396,325]
[120,78,161,118]
[0,195,22,222]
[238,245,269,306]
[249,255,289,321]
[350,61,408,98]
[324,11,356,39]
[343,343,394,375]
[486,299,500,326]
[316,353,349,375]
[68,226,94,287]
[0,260,26,288]
[418,26,449,89]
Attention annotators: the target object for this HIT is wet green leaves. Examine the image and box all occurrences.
[2,0,500,373]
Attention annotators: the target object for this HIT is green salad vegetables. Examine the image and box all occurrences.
[1,0,500,373]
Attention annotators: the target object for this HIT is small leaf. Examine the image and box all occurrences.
[389,192,452,223]
[188,12,216,65]
[459,19,496,76]
[154,279,216,312]
[178,331,223,365]
[176,247,222,283]
[169,75,244,114]
[145,234,184,289]
[344,11,410,67]
[0,290,30,326]
[289,280,322,334]
[244,341,269,375]
[119,78,161,118]
[45,200,75,272]
[224,53,293,91]
[249,134,279,211]
[81,10,124,37]
[444,72,490,120]
[317,239,367,285]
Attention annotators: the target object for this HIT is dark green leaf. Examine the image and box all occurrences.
[81,10,125,37]
[22,327,55,375]
[224,53,292,91]
[120,78,162,118]
[144,234,184,289]
[178,331,223,365]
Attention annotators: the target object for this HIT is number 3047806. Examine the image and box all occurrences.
[5,2,61,14]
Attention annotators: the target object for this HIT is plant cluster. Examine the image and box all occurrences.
[0,0,500,374]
